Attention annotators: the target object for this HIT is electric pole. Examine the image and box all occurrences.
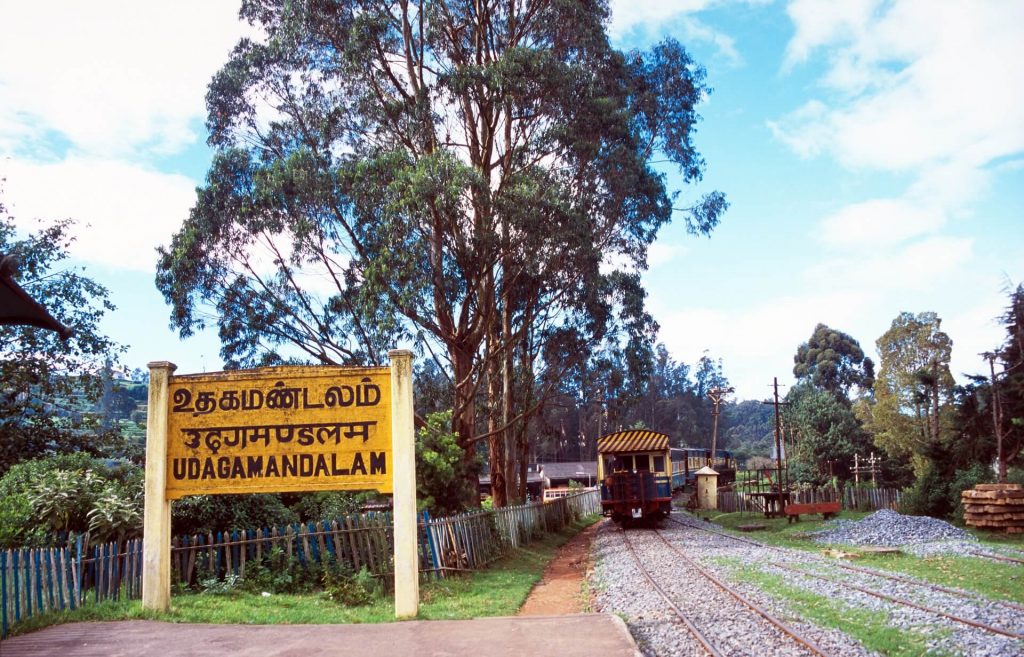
[707,385,734,467]
[761,377,789,507]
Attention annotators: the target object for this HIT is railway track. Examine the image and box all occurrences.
[620,526,833,657]
[664,514,1024,641]
[971,550,1024,566]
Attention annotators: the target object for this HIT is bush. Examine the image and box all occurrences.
[416,410,479,516]
[237,546,319,594]
[171,493,298,535]
[322,560,378,606]
[950,464,993,521]
[0,453,141,547]
[287,491,376,523]
[900,462,953,518]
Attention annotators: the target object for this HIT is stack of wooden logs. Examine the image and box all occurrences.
[962,483,1024,534]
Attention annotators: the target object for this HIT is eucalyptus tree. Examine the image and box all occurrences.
[157,0,726,505]
[793,323,874,401]
[871,312,954,463]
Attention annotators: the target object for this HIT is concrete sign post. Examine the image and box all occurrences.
[389,350,418,618]
[142,361,176,612]
[142,357,418,618]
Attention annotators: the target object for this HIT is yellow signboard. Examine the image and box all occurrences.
[164,365,392,499]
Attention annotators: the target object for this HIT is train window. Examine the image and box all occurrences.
[603,456,615,474]
[634,454,650,471]
[653,455,665,473]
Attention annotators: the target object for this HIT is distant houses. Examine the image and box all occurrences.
[478,461,599,501]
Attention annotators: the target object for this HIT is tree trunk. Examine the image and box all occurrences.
[501,298,517,504]
[451,343,480,507]
[487,323,507,507]
[930,359,940,443]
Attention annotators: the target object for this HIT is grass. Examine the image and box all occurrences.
[3,515,599,638]
[722,562,951,657]
[698,510,1024,604]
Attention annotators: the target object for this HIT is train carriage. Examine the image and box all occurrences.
[597,430,674,524]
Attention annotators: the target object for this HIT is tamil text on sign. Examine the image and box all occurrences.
[164,365,392,499]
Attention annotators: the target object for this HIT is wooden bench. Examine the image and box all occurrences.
[784,501,841,523]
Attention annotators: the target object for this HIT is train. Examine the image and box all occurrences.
[597,429,736,525]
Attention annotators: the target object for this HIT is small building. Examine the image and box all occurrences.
[478,467,545,502]
[538,461,598,489]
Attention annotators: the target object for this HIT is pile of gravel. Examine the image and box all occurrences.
[810,509,977,548]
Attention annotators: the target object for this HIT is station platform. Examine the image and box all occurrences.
[0,614,641,657]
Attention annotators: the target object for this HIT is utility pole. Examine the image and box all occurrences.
[982,352,1006,483]
[761,378,788,512]
[707,385,734,467]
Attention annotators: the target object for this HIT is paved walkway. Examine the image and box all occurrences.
[0,615,640,657]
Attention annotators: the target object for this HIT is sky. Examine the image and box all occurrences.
[1,0,1022,401]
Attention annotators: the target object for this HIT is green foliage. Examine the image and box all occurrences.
[416,411,478,515]
[0,453,142,547]
[199,573,242,596]
[784,383,872,485]
[950,464,994,520]
[155,1,726,508]
[793,323,874,399]
[171,493,298,535]
[870,311,955,464]
[30,468,106,534]
[322,561,379,607]
[87,484,143,543]
[287,491,376,523]
[900,461,956,518]
[996,283,1024,475]
[0,196,123,476]
[234,546,316,595]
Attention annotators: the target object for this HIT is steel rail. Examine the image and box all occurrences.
[666,515,1024,614]
[619,529,725,657]
[769,561,1024,639]
[971,551,1024,566]
[649,529,833,657]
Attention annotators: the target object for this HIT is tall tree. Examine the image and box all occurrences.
[995,283,1024,478]
[870,312,954,464]
[793,323,874,400]
[156,0,726,505]
[0,197,122,475]
[783,383,871,485]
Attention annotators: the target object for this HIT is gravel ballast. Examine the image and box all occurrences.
[590,512,1024,657]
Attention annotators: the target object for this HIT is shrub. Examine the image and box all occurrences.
[171,493,298,535]
[0,453,141,547]
[950,463,993,521]
[901,462,953,519]
[237,546,319,594]
[322,560,378,606]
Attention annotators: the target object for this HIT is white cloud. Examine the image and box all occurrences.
[805,235,974,292]
[775,1,1024,173]
[943,293,1007,379]
[607,0,743,63]
[648,242,688,267]
[818,198,944,249]
[658,291,871,398]
[0,1,246,157]
[3,157,197,271]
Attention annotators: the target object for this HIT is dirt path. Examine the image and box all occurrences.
[518,518,606,616]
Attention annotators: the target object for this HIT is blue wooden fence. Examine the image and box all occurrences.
[0,537,143,638]
[1,490,599,637]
